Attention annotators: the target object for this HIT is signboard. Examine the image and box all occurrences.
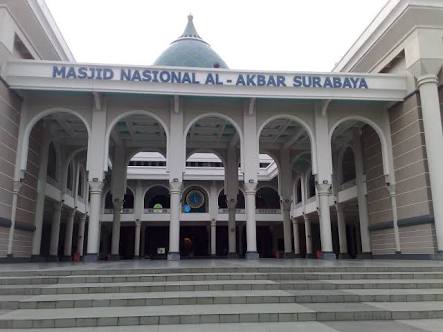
[51,65,369,90]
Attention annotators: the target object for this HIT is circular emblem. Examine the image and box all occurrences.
[186,190,205,209]
[153,203,163,212]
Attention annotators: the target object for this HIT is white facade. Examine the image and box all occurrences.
[0,0,442,261]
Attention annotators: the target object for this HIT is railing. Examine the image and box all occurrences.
[340,179,356,191]
[256,209,281,214]
[218,208,246,214]
[144,208,170,214]
[103,208,134,214]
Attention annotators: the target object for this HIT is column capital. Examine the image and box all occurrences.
[88,180,104,193]
[386,183,396,197]
[316,183,331,195]
[291,217,298,225]
[280,197,292,211]
[243,182,257,194]
[210,219,216,227]
[135,220,141,227]
[79,213,87,222]
[53,201,63,212]
[417,74,439,88]
[169,180,183,193]
[12,180,22,194]
[303,214,310,222]
[68,207,76,218]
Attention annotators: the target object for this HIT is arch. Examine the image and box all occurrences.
[19,108,91,176]
[184,112,244,169]
[329,115,390,176]
[104,110,169,171]
[255,186,280,209]
[186,149,226,165]
[257,114,317,174]
[144,185,170,209]
[123,187,135,209]
[143,183,170,199]
[217,189,245,209]
[63,147,88,194]
[126,149,167,167]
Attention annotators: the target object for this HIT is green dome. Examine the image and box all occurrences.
[154,15,228,69]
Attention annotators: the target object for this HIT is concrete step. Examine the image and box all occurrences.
[2,265,443,277]
[1,278,443,295]
[2,288,443,310]
[1,301,443,328]
[2,271,443,285]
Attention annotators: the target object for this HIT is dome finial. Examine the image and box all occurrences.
[180,13,201,40]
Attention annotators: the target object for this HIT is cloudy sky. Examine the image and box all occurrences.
[45,0,388,72]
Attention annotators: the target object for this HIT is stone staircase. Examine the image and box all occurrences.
[0,262,443,329]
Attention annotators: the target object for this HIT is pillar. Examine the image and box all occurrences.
[63,208,76,260]
[6,181,22,257]
[111,198,123,258]
[314,106,335,259]
[140,223,146,258]
[134,220,141,258]
[303,215,313,258]
[292,218,301,257]
[388,184,401,254]
[417,75,443,256]
[244,182,258,259]
[84,180,104,262]
[336,203,348,258]
[281,198,293,257]
[227,198,237,257]
[48,202,63,260]
[77,214,86,256]
[353,129,371,256]
[238,223,244,256]
[210,219,216,256]
[243,98,259,260]
[31,129,50,258]
[317,183,335,259]
[168,180,182,260]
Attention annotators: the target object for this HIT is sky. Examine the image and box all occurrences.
[45,0,388,72]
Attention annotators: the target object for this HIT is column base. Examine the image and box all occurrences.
[356,252,372,259]
[246,252,259,260]
[338,253,351,259]
[227,252,238,258]
[321,252,336,260]
[82,254,98,263]
[167,252,180,261]
[109,255,120,261]
[46,255,59,262]
[60,256,72,262]
[305,253,315,259]
[30,255,46,262]
[283,252,296,258]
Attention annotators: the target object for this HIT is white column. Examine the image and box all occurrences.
[314,107,335,259]
[336,203,348,258]
[388,184,401,254]
[31,129,50,258]
[227,198,237,256]
[281,198,293,256]
[77,214,86,256]
[303,214,313,257]
[353,129,371,255]
[225,146,239,257]
[134,220,141,258]
[243,98,259,260]
[49,202,63,259]
[317,183,334,258]
[63,208,76,259]
[167,96,185,261]
[85,181,104,261]
[168,180,182,260]
[210,219,216,256]
[7,181,22,257]
[244,182,258,259]
[111,199,123,258]
[292,218,301,256]
[417,75,443,254]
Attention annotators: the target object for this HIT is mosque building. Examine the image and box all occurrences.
[0,0,442,262]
